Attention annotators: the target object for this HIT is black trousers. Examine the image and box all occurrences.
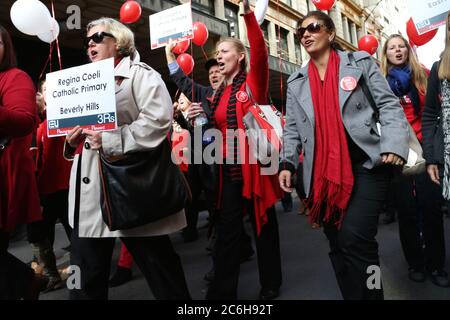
[70,228,191,300]
[393,170,445,271]
[182,164,215,238]
[323,164,391,300]
[0,230,34,300]
[27,189,72,244]
[206,175,282,300]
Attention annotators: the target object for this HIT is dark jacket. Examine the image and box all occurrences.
[422,61,444,165]
[170,67,214,124]
[170,66,216,200]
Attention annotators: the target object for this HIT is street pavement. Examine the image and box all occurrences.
[9,194,450,300]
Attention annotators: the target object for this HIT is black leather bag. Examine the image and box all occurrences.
[98,138,191,231]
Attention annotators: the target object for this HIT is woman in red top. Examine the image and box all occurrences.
[0,24,45,299]
[382,34,449,287]
[205,0,282,300]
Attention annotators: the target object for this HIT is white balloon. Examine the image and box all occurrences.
[10,0,52,36]
[254,0,269,26]
[37,18,60,43]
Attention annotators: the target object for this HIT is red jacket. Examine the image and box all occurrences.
[0,68,42,232]
[35,119,72,195]
[215,12,282,235]
[400,69,429,143]
[400,92,425,142]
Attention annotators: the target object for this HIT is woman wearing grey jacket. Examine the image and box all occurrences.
[279,11,409,300]
[65,18,190,300]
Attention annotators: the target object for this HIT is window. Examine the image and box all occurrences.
[384,17,389,25]
[191,0,214,15]
[278,27,289,60]
[295,42,302,65]
[225,3,239,38]
[282,0,292,6]
[347,20,354,45]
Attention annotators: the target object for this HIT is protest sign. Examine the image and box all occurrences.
[150,3,193,49]
[45,58,117,137]
[408,0,449,34]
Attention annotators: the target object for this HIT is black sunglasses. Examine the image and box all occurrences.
[297,22,326,39]
[84,32,115,48]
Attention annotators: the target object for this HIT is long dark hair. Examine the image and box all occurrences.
[296,10,343,51]
[0,25,17,71]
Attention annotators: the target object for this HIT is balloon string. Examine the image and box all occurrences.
[190,41,195,102]
[201,46,209,60]
[275,0,284,116]
[51,0,62,70]
[49,39,53,73]
[38,42,54,82]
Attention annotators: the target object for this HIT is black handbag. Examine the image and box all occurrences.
[98,138,191,231]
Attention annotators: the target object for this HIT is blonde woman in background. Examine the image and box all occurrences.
[381,33,448,287]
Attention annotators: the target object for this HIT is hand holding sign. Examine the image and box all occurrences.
[83,129,103,150]
[66,126,84,148]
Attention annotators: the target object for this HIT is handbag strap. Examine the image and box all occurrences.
[245,83,258,106]
[348,52,379,121]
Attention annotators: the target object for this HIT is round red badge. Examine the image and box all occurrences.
[340,76,357,91]
[236,91,249,103]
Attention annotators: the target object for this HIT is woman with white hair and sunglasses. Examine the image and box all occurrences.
[64,17,191,300]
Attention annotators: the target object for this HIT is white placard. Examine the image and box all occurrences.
[408,0,449,35]
[149,3,193,50]
[45,58,117,137]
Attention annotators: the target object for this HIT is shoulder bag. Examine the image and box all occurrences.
[242,84,285,165]
[98,138,192,231]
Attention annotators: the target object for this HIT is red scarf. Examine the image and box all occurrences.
[308,49,354,227]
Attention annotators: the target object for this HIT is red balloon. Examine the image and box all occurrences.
[406,18,438,47]
[177,53,195,75]
[172,40,190,55]
[120,1,142,24]
[311,0,336,10]
[192,22,209,46]
[358,35,379,55]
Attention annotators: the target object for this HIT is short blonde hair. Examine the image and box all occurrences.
[86,17,136,58]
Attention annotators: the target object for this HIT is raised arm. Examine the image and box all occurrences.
[244,7,269,105]
[165,42,213,103]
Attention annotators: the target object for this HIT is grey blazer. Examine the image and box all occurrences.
[280,50,409,197]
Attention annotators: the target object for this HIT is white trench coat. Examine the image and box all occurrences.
[65,56,186,238]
